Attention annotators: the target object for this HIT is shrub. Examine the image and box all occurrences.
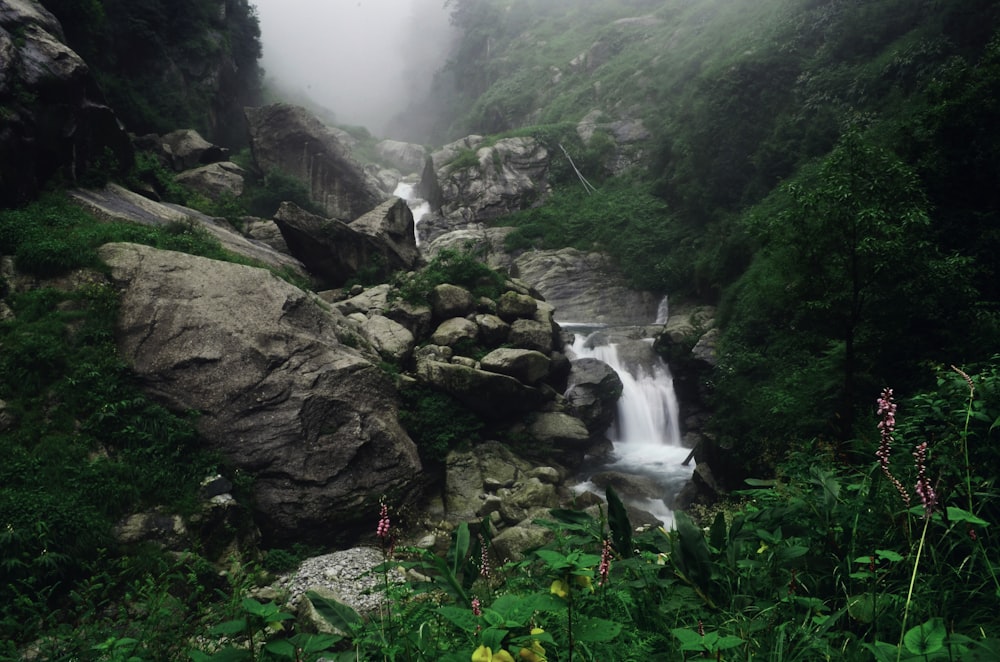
[395,247,506,304]
[398,385,484,464]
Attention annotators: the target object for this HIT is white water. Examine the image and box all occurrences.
[393,180,431,245]
[566,324,694,526]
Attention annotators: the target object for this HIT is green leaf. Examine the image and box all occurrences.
[903,617,946,655]
[715,634,745,650]
[263,640,297,659]
[189,647,252,662]
[208,619,247,636]
[292,633,342,653]
[449,521,471,578]
[671,628,704,647]
[305,591,362,633]
[606,485,634,558]
[535,549,570,570]
[573,615,622,643]
[875,549,905,562]
[709,511,727,550]
[437,605,479,633]
[945,507,989,526]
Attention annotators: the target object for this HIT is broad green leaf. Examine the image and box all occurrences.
[847,594,875,623]
[449,521,471,578]
[945,507,989,526]
[606,485,634,558]
[671,628,704,646]
[573,615,622,643]
[715,634,745,650]
[263,640,297,658]
[437,605,479,632]
[534,549,570,570]
[875,549,905,562]
[305,591,362,633]
[208,619,247,636]
[903,617,946,655]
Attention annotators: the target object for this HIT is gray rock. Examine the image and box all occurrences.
[474,314,510,346]
[480,348,551,385]
[508,319,554,353]
[528,412,591,448]
[429,317,479,347]
[245,103,383,220]
[68,184,309,281]
[161,129,228,171]
[243,219,293,256]
[431,283,475,319]
[565,358,623,434]
[415,360,550,419]
[98,242,422,544]
[0,2,132,204]
[491,519,555,563]
[375,140,427,173]
[175,161,245,199]
[360,315,415,363]
[444,441,534,521]
[334,284,392,316]
[513,248,661,325]
[437,136,551,223]
[385,298,433,338]
[496,291,538,322]
[273,200,418,287]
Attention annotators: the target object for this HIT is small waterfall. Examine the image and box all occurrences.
[567,325,693,526]
[393,180,430,245]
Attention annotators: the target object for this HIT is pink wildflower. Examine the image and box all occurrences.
[913,441,937,517]
[376,501,391,539]
[479,535,491,579]
[471,597,482,617]
[598,539,612,587]
[875,388,911,507]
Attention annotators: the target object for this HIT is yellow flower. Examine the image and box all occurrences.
[575,574,594,592]
[519,628,548,661]
[549,579,569,599]
[472,645,516,662]
[757,541,769,554]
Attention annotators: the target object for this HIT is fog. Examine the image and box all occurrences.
[251,0,454,140]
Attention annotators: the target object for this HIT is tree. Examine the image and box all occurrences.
[716,124,974,459]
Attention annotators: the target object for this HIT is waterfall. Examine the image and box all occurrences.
[566,325,694,526]
[393,180,430,245]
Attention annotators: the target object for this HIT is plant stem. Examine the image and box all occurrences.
[897,515,931,662]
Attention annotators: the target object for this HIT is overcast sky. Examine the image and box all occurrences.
[251,0,454,138]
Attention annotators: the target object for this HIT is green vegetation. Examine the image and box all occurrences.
[0,283,221,651]
[398,385,484,465]
[394,247,507,304]
[39,0,262,145]
[76,366,992,660]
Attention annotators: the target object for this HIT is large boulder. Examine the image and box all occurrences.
[375,140,427,174]
[435,136,551,224]
[513,248,662,325]
[175,161,246,199]
[0,0,132,205]
[415,360,551,419]
[272,199,418,287]
[160,129,229,171]
[97,242,423,544]
[245,103,383,220]
[565,358,623,435]
[68,184,308,281]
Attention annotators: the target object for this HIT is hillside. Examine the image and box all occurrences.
[417,0,1000,471]
[2,0,1000,659]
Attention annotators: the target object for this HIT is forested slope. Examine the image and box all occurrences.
[426,0,1000,473]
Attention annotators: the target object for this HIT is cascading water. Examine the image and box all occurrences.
[393,180,431,245]
[566,322,694,526]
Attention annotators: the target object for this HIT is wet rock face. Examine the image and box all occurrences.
[272,199,418,288]
[0,0,133,205]
[245,103,383,221]
[98,242,423,545]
